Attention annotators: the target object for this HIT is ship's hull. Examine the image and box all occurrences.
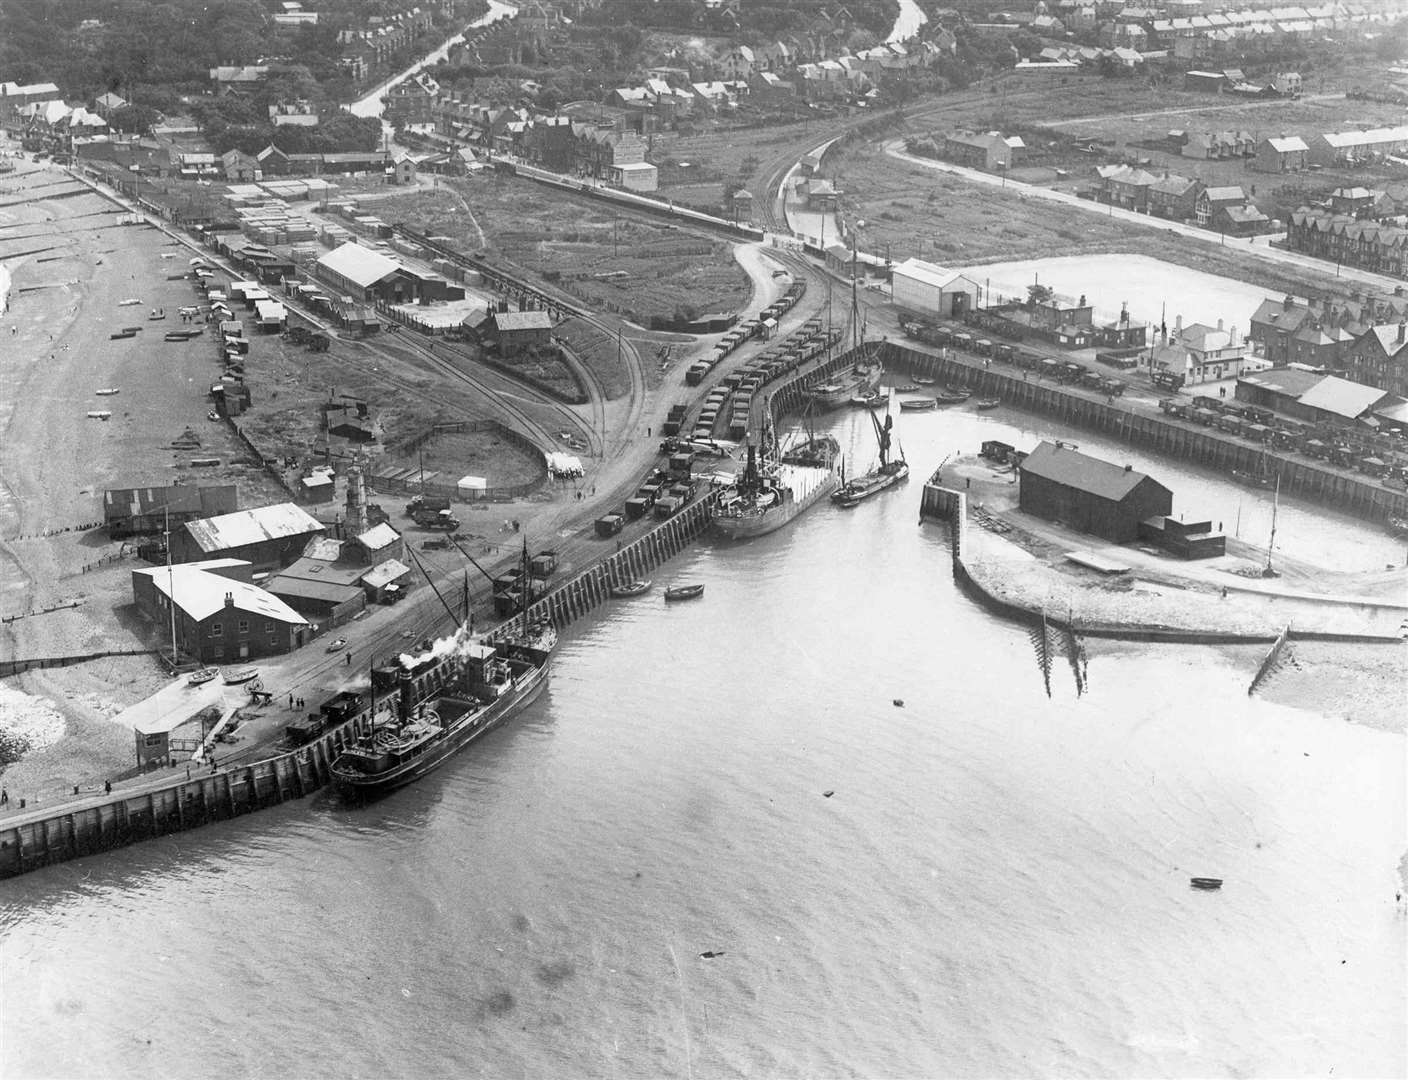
[832,464,910,508]
[809,368,881,411]
[713,468,838,540]
[331,661,550,799]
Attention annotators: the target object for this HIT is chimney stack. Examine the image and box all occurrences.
[398,667,415,725]
[1217,317,1224,332]
[1399,321,1405,344]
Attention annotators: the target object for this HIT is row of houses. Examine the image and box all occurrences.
[1248,291,1408,378]
[1285,208,1408,280]
[1094,166,1271,233]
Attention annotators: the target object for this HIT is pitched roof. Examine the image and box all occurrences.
[892,257,972,291]
[357,522,399,551]
[1020,440,1164,502]
[492,310,552,332]
[134,564,308,624]
[1266,135,1308,152]
[183,503,324,554]
[317,242,400,288]
[104,484,238,520]
[1296,375,1387,418]
[362,558,412,589]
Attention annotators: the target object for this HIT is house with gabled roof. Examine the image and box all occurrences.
[1147,173,1201,219]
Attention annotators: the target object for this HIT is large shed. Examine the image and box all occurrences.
[890,258,980,320]
[171,502,325,574]
[1018,441,1172,542]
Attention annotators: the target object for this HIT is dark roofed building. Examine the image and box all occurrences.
[104,483,238,538]
[490,309,553,357]
[1018,441,1173,542]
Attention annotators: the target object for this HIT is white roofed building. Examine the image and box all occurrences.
[170,503,325,573]
[131,560,310,663]
[891,258,981,319]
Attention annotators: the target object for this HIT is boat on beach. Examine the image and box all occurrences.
[850,389,887,409]
[893,383,921,394]
[976,397,1001,411]
[912,374,936,386]
[188,667,219,686]
[899,397,937,411]
[664,584,705,602]
[1190,877,1223,890]
[610,579,652,598]
[935,387,971,405]
[222,667,260,684]
[1388,514,1408,538]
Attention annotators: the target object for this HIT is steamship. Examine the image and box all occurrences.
[329,621,554,799]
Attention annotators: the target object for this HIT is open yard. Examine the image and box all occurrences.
[380,176,751,326]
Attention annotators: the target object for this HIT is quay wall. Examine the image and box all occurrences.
[0,498,716,880]
[920,478,1397,645]
[885,342,1408,523]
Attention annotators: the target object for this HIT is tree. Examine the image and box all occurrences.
[1027,283,1054,308]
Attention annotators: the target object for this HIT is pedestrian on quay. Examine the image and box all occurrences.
[1,788,8,806]
[345,652,352,666]
[104,780,111,794]
[289,694,295,709]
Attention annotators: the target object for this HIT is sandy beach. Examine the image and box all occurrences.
[0,151,249,797]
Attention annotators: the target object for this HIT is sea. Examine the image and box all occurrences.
[3,407,1404,1080]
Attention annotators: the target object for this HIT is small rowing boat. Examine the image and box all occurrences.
[1189,877,1223,890]
[893,383,920,394]
[222,667,260,684]
[188,667,219,686]
[664,584,705,602]
[94,388,121,396]
[976,397,1001,411]
[610,579,652,598]
[899,397,937,411]
[912,375,936,386]
[935,388,970,405]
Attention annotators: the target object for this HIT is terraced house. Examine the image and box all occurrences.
[1287,209,1408,278]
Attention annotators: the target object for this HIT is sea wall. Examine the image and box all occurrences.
[0,497,717,880]
[885,342,1408,523]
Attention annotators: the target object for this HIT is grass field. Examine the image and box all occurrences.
[380,176,751,325]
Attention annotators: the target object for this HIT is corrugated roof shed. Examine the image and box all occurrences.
[1296,375,1387,418]
[105,483,237,520]
[492,310,552,332]
[1020,441,1159,501]
[183,503,323,554]
[263,573,364,605]
[317,242,400,288]
[892,257,970,291]
[1239,368,1325,397]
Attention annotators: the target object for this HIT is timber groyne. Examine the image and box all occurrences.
[0,497,716,880]
[885,341,1407,524]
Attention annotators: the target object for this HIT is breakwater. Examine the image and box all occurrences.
[920,478,1401,645]
[0,497,716,880]
[885,342,1407,523]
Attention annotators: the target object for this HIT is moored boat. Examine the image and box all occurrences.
[850,389,887,409]
[912,374,936,386]
[610,579,652,598]
[664,584,705,602]
[893,383,921,394]
[713,444,838,541]
[1231,468,1276,489]
[899,397,937,411]
[808,363,882,410]
[831,407,908,509]
[935,387,970,405]
[1189,877,1223,890]
[1388,513,1408,538]
[187,667,219,686]
[976,397,1001,411]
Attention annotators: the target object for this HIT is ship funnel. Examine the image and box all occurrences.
[398,667,415,725]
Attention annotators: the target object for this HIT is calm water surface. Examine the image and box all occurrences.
[3,411,1403,1079]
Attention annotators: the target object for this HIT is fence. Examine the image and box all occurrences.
[377,419,549,502]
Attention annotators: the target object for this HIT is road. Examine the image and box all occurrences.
[348,0,518,119]
[878,140,1408,296]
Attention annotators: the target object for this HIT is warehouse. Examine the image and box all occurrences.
[1018,441,1172,542]
[103,483,238,538]
[890,258,980,320]
[170,502,325,574]
[131,560,310,662]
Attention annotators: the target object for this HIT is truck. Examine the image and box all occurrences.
[413,507,460,530]
[405,494,452,516]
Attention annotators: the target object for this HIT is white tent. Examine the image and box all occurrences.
[457,475,487,498]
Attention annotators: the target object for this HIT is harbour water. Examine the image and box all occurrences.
[2,409,1404,1079]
